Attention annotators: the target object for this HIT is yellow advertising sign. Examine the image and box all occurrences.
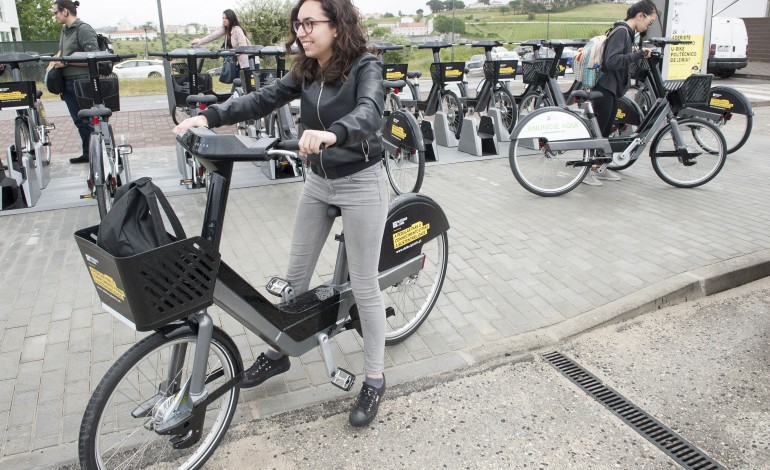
[668,34,705,80]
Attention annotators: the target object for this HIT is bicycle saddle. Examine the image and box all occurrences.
[384,80,407,89]
[568,90,603,102]
[78,107,112,119]
[407,71,421,79]
[186,95,218,106]
[177,128,281,162]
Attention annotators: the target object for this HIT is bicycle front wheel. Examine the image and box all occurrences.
[489,87,518,134]
[79,325,241,470]
[383,231,448,345]
[510,108,592,197]
[650,118,727,188]
[13,116,32,167]
[518,89,546,117]
[173,106,190,126]
[384,147,425,194]
[440,90,463,139]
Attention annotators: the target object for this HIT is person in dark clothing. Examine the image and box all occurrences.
[583,0,656,186]
[52,0,99,164]
[174,0,390,428]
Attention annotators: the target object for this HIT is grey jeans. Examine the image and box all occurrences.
[286,162,389,374]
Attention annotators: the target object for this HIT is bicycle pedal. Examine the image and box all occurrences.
[80,194,94,200]
[266,277,295,302]
[331,368,356,391]
[118,144,133,155]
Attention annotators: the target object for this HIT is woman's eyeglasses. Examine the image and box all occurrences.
[644,13,655,26]
[292,19,331,34]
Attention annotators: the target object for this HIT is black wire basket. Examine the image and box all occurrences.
[521,58,551,85]
[171,73,214,107]
[429,62,465,85]
[74,77,120,112]
[483,60,518,81]
[629,58,650,81]
[74,225,221,331]
[664,74,713,108]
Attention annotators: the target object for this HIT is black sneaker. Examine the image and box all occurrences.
[349,376,386,427]
[240,352,290,389]
[69,155,89,164]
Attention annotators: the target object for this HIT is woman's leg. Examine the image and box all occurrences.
[332,164,389,376]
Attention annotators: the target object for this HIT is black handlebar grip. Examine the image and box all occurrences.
[276,139,300,150]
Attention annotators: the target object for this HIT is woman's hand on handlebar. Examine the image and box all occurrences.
[642,48,653,59]
[172,115,209,135]
[190,38,202,46]
[298,130,336,157]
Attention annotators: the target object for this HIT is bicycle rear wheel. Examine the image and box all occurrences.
[510,108,592,197]
[384,147,425,194]
[79,325,241,470]
[518,89,547,117]
[650,118,727,188]
[88,134,111,219]
[713,110,752,155]
[382,231,448,345]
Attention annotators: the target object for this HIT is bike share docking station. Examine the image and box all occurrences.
[458,114,499,157]
[1,79,52,210]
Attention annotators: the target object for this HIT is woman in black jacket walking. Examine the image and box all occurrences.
[173,0,389,427]
[584,0,657,185]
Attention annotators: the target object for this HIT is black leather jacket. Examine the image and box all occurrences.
[202,53,384,179]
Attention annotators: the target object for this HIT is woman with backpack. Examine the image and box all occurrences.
[583,0,656,186]
[52,0,100,164]
[191,9,255,78]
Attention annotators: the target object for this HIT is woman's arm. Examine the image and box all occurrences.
[201,73,302,128]
[191,27,225,46]
[326,55,384,146]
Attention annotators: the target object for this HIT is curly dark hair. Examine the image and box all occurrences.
[285,0,368,84]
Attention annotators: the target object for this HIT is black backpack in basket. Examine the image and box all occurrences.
[96,177,186,257]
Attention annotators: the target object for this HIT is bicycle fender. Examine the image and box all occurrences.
[379,193,449,272]
[690,86,752,116]
[512,107,591,141]
[382,110,426,153]
[615,96,644,126]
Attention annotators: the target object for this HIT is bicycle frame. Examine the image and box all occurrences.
[168,130,449,401]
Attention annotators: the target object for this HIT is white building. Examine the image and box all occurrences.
[376,18,433,36]
[107,29,159,41]
[0,0,21,41]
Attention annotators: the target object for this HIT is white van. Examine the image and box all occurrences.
[707,17,748,78]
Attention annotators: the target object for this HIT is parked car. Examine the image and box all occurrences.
[465,54,486,75]
[112,59,165,79]
[206,67,222,76]
[707,17,748,78]
[490,46,509,59]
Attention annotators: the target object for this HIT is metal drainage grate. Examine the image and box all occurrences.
[543,351,725,470]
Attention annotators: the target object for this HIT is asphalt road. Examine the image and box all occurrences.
[117,277,770,469]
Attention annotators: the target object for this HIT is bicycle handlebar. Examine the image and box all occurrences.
[44,52,136,64]
[149,48,235,60]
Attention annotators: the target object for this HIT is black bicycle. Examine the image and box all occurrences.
[75,129,449,469]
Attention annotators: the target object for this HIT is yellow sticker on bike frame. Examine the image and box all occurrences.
[709,98,733,109]
[393,221,430,249]
[391,124,406,140]
[89,266,126,301]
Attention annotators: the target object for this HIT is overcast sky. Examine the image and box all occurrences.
[81,0,768,29]
[82,0,425,28]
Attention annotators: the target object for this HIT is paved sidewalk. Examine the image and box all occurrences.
[1,106,770,468]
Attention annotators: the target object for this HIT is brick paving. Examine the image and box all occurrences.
[0,101,769,467]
